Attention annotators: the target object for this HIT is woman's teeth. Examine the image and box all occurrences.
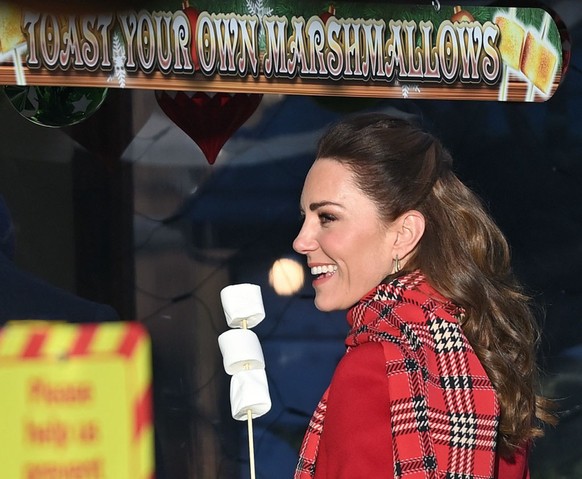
[311,265,338,275]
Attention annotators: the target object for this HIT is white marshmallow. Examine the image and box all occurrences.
[230,369,272,420]
[217,329,265,375]
[220,284,265,329]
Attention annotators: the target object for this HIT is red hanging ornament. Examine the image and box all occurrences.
[182,0,200,70]
[320,4,336,24]
[155,91,263,165]
[451,6,474,23]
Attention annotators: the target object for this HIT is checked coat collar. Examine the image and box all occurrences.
[295,270,499,479]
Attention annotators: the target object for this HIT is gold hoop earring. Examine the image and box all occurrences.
[393,255,401,274]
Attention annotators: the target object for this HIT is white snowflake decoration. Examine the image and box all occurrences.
[401,84,421,99]
[246,0,273,47]
[246,0,273,17]
[108,31,127,88]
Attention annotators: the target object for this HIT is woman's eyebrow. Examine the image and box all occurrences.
[309,201,343,211]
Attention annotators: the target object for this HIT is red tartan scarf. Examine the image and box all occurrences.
[295,271,499,478]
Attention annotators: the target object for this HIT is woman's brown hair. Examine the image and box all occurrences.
[316,112,555,457]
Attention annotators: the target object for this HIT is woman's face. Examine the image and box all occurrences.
[293,158,397,311]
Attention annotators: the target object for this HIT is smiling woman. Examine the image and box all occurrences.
[293,158,424,312]
[292,113,556,479]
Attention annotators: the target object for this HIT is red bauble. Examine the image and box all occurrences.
[451,6,474,23]
[155,91,263,165]
[320,4,336,24]
[182,1,200,70]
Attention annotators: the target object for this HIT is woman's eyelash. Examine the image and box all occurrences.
[319,212,336,223]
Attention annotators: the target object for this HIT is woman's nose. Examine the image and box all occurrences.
[293,222,316,255]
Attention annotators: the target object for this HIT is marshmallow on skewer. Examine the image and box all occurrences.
[220,283,265,329]
[218,328,265,375]
[218,283,272,424]
[230,369,272,421]
[218,284,271,479]
[0,4,27,85]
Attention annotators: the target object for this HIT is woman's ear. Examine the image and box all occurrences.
[392,210,425,260]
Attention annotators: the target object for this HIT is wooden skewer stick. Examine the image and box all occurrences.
[247,409,256,479]
[11,45,26,86]
[241,318,256,479]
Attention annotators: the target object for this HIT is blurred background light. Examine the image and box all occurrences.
[268,257,305,296]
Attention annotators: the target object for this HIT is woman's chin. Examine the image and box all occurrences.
[314,295,342,312]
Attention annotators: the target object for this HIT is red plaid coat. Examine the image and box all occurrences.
[295,271,529,479]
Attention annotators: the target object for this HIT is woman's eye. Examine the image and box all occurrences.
[319,213,336,224]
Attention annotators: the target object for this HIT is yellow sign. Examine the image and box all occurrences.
[0,321,154,479]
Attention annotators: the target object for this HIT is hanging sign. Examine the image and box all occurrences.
[0,321,154,479]
[0,1,569,101]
